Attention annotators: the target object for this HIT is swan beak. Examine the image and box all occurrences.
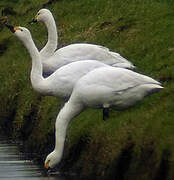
[30,15,38,23]
[45,161,50,169]
[5,24,15,33]
[6,25,22,33]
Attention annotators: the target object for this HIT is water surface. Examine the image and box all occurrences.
[0,134,68,180]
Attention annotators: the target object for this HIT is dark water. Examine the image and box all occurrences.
[0,134,69,180]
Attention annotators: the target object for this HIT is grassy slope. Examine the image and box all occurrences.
[0,0,174,179]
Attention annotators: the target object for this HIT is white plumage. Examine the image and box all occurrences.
[8,26,116,100]
[44,67,163,168]
[6,25,163,170]
[33,9,135,76]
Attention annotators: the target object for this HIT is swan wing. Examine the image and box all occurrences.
[44,43,134,74]
[75,67,161,94]
[71,67,162,108]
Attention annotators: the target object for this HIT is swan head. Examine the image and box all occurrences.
[6,25,32,43]
[32,9,53,23]
[45,150,61,169]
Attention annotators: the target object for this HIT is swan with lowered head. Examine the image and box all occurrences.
[44,66,163,169]
[32,9,135,76]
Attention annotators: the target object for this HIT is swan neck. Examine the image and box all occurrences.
[40,15,58,59]
[21,37,44,85]
[24,38,40,60]
[54,100,84,155]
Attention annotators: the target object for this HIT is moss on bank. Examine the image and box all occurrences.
[0,0,174,179]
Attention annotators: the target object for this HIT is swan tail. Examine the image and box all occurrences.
[109,52,135,70]
[112,62,136,70]
[141,83,163,97]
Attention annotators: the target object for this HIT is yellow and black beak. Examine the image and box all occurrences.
[6,24,15,33]
[30,15,38,24]
[6,25,22,33]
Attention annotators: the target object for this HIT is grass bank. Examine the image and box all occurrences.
[0,0,174,179]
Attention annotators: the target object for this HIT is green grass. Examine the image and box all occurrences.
[0,0,174,179]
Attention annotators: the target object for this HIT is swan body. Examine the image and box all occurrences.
[33,60,109,98]
[45,67,163,168]
[33,9,135,76]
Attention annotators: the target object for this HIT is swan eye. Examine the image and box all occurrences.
[37,12,40,15]
[21,29,23,31]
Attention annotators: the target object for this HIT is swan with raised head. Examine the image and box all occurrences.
[44,66,163,169]
[6,25,120,104]
[32,9,135,76]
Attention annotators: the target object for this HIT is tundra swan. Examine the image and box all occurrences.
[6,25,119,104]
[44,67,163,169]
[32,9,135,76]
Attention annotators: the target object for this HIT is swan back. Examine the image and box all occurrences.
[72,67,163,109]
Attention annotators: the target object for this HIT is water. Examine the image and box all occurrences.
[0,134,69,180]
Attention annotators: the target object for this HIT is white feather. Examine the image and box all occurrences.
[34,9,135,76]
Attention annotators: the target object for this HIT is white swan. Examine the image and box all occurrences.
[32,9,135,76]
[6,25,118,101]
[44,67,163,169]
